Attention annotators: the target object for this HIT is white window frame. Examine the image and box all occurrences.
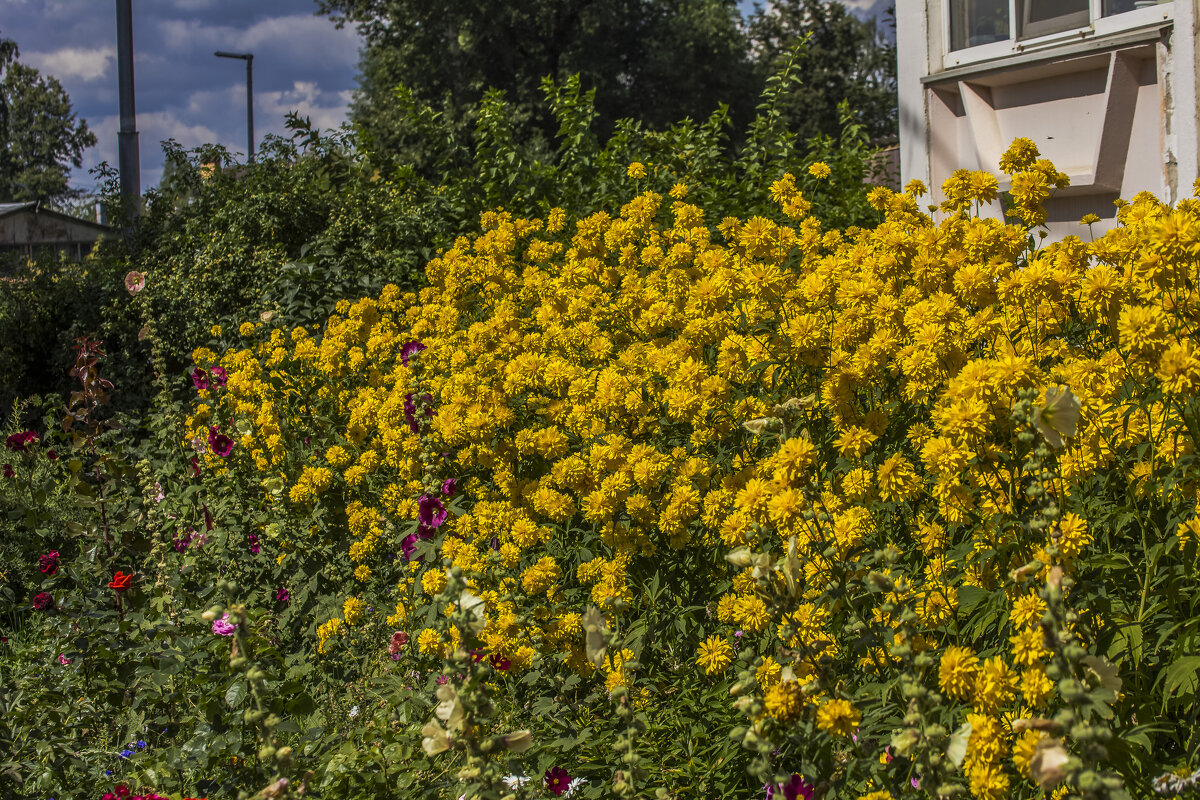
[942,0,1173,68]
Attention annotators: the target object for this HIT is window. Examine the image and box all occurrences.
[949,0,1165,50]
[1018,0,1090,38]
[949,0,1011,51]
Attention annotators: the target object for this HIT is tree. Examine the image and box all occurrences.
[0,31,97,203]
[317,0,760,159]
[747,0,897,143]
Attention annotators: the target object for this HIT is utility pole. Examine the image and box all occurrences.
[214,51,254,162]
[115,0,140,214]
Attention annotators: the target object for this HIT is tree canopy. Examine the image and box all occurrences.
[0,31,97,204]
[316,0,896,162]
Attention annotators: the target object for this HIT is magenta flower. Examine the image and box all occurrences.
[248,533,261,555]
[401,525,435,561]
[211,612,237,636]
[275,586,290,604]
[208,425,234,457]
[32,591,54,611]
[400,340,426,366]
[489,653,511,671]
[209,366,227,387]
[545,766,572,797]
[441,477,457,496]
[191,368,210,390]
[39,550,60,575]
[57,653,71,666]
[778,774,814,800]
[418,495,447,528]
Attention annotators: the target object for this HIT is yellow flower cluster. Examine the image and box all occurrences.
[193,137,1200,797]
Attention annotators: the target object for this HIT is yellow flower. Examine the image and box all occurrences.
[815,698,861,736]
[695,635,733,674]
[808,162,832,179]
[938,646,980,701]
[239,321,256,337]
[626,161,647,179]
[764,680,804,722]
[343,596,367,626]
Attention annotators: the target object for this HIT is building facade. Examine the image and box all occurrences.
[897,0,1194,237]
[0,202,109,263]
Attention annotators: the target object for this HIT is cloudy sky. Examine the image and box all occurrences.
[2,0,361,192]
[2,0,887,195]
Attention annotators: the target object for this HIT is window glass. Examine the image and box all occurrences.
[949,0,1012,49]
[1018,0,1089,38]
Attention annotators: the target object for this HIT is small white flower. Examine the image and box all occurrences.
[348,705,360,719]
[564,777,587,798]
[502,774,530,789]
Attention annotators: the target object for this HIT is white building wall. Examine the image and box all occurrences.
[897,0,1195,238]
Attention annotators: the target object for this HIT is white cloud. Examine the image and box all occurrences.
[258,81,354,131]
[24,45,116,82]
[159,13,360,68]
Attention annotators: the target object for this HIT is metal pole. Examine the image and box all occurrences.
[245,54,254,162]
[215,51,255,163]
[115,0,140,214]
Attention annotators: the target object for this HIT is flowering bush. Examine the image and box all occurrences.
[3,135,1200,799]
[169,137,1200,798]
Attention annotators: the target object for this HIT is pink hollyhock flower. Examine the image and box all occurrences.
[388,630,408,660]
[191,368,210,390]
[209,365,227,387]
[39,550,60,575]
[211,613,237,636]
[544,766,572,797]
[399,340,426,366]
[401,526,434,561]
[778,774,814,800]
[58,653,71,665]
[124,271,146,294]
[441,477,457,496]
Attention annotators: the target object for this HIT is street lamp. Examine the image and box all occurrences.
[214,50,254,162]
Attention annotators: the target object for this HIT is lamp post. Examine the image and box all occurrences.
[115,0,140,215]
[214,50,254,162]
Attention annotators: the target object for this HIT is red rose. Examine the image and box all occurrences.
[108,571,133,592]
[32,591,54,611]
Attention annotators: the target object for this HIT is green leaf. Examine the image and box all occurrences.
[224,680,246,708]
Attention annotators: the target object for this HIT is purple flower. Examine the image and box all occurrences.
[209,366,227,387]
[441,478,457,497]
[248,533,261,555]
[211,612,237,636]
[275,586,290,604]
[208,425,234,457]
[191,368,210,391]
[401,525,435,561]
[418,495,447,529]
[400,340,426,366]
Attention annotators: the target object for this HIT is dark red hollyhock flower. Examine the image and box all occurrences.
[46,449,57,460]
[189,457,201,477]
[39,550,60,575]
[32,591,54,611]
[5,430,38,451]
[108,571,133,592]
[544,766,572,796]
[191,368,210,390]
[3,464,13,479]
